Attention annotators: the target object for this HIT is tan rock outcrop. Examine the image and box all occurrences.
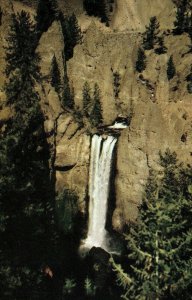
[68,21,139,124]
[55,116,90,212]
[37,20,64,80]
[36,20,91,212]
[111,0,175,32]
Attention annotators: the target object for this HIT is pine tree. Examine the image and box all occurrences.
[0,6,2,26]
[187,13,192,40]
[83,0,109,25]
[187,13,192,52]
[111,150,192,299]
[62,61,74,109]
[5,11,40,79]
[50,54,61,94]
[60,13,82,61]
[83,0,94,16]
[135,47,146,72]
[36,0,59,37]
[167,55,176,81]
[90,83,103,126]
[82,82,92,115]
[155,36,167,55]
[56,189,78,235]
[173,0,188,35]
[69,13,82,46]
[1,11,57,299]
[113,72,121,98]
[98,0,109,24]
[142,16,160,50]
[84,277,96,296]
[186,65,192,93]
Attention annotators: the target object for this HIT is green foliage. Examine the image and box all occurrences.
[186,65,192,93]
[73,108,84,127]
[36,0,59,36]
[1,10,57,299]
[110,257,132,290]
[60,13,82,61]
[188,13,192,40]
[173,0,192,39]
[83,0,109,24]
[90,83,103,126]
[4,11,41,112]
[173,0,188,35]
[82,81,92,115]
[63,278,77,295]
[127,101,134,126]
[142,16,160,50]
[62,61,74,109]
[56,189,78,235]
[167,55,176,81]
[84,277,96,296]
[82,82,103,126]
[187,81,192,94]
[0,6,2,26]
[155,36,167,55]
[113,71,121,98]
[5,11,40,79]
[50,54,61,94]
[135,47,146,72]
[159,148,177,167]
[112,150,192,299]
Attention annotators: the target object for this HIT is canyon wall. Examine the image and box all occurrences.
[0,0,192,230]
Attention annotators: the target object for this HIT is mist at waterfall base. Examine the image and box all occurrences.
[80,134,122,256]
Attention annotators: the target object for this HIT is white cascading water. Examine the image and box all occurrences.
[82,135,117,252]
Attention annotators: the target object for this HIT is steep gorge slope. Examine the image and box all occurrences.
[111,0,175,31]
[0,0,192,231]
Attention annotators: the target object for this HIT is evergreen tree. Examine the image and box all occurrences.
[111,150,192,299]
[186,65,192,93]
[187,13,192,53]
[167,55,176,81]
[113,72,121,98]
[187,13,192,40]
[69,13,82,45]
[135,47,146,72]
[155,36,167,55]
[90,83,103,126]
[83,0,109,24]
[5,11,40,79]
[188,37,192,53]
[60,13,82,61]
[36,0,59,37]
[50,54,61,94]
[173,0,188,35]
[142,16,160,50]
[1,11,57,299]
[82,82,92,115]
[62,61,74,109]
[0,6,2,26]
[56,189,78,235]
[98,0,109,24]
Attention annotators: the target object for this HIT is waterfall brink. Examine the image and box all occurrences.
[83,134,117,252]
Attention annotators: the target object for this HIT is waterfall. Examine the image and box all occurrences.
[83,134,117,252]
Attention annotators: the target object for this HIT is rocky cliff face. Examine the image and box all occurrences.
[111,0,175,31]
[0,0,192,231]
